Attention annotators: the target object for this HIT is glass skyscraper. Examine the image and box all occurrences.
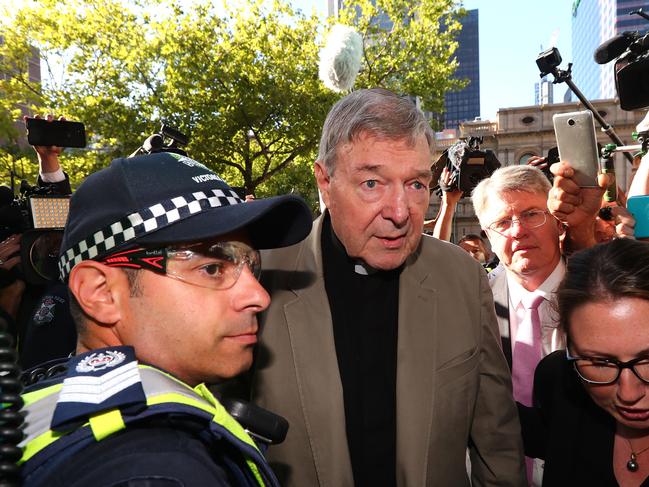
[572,0,648,101]
[617,0,649,32]
[443,9,480,129]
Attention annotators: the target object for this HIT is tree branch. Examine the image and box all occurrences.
[253,150,304,186]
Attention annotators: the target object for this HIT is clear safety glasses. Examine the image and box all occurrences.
[99,241,261,290]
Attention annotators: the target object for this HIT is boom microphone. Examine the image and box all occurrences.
[594,31,638,64]
[318,24,363,92]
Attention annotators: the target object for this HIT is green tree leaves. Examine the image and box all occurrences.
[1,0,463,206]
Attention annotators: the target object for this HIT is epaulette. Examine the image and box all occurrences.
[50,346,146,431]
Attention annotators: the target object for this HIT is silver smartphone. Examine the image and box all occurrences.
[553,110,600,187]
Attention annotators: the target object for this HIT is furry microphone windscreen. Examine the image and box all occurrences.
[319,24,363,93]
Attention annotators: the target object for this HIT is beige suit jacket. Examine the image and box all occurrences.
[252,215,525,487]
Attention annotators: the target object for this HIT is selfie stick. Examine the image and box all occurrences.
[537,48,634,164]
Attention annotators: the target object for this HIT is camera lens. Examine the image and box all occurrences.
[29,232,63,281]
[598,206,614,221]
[568,119,575,126]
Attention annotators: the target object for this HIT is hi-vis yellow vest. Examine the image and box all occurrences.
[19,347,279,487]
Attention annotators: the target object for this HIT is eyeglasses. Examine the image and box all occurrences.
[566,349,649,385]
[487,209,549,235]
[99,241,261,290]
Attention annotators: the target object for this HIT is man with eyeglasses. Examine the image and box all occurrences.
[472,164,566,486]
[16,152,312,486]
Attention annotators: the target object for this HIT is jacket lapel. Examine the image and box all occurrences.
[395,243,438,486]
[283,216,354,486]
[490,271,512,369]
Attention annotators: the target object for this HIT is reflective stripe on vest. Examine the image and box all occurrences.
[20,365,270,487]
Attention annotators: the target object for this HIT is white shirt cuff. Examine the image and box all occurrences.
[40,168,65,183]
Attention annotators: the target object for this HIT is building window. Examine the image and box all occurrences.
[518,152,537,165]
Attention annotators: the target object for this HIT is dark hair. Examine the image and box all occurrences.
[557,239,649,335]
[458,234,484,245]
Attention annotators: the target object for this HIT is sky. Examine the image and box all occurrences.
[293,0,575,121]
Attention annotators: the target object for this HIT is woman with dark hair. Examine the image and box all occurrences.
[520,238,649,486]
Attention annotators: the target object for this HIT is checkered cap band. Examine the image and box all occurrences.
[58,188,243,280]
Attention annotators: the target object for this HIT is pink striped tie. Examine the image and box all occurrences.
[512,293,544,485]
[512,294,544,407]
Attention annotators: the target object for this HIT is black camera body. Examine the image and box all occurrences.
[129,124,189,158]
[615,41,649,110]
[594,10,649,111]
[433,137,501,195]
[0,182,69,286]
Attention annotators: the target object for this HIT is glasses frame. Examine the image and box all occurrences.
[487,209,549,235]
[98,241,261,290]
[566,349,649,385]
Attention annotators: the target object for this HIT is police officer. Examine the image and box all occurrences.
[18,152,312,486]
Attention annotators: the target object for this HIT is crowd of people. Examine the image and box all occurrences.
[2,88,649,486]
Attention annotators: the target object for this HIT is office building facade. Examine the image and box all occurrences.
[442,9,480,129]
[572,0,648,101]
[534,75,554,106]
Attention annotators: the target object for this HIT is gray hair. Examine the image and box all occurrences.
[318,88,435,174]
[471,165,552,228]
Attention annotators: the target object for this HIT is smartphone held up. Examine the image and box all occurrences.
[25,117,86,148]
[553,110,600,187]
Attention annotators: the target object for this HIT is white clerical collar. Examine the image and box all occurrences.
[354,261,378,275]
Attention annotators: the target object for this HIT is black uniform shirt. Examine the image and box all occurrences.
[37,417,237,486]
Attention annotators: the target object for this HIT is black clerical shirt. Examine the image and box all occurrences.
[321,214,400,487]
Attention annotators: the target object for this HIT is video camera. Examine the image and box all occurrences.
[594,10,649,110]
[0,182,69,286]
[129,124,189,157]
[432,137,501,195]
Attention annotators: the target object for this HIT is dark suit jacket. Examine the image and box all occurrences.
[251,214,525,487]
[519,350,649,486]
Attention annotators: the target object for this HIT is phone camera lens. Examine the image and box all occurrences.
[568,119,575,126]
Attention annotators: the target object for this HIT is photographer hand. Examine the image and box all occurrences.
[0,234,21,272]
[432,167,463,241]
[548,161,609,252]
[439,167,463,205]
[612,206,636,239]
[548,161,608,225]
[24,114,63,174]
[0,234,25,320]
[526,155,549,170]
[594,206,636,242]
